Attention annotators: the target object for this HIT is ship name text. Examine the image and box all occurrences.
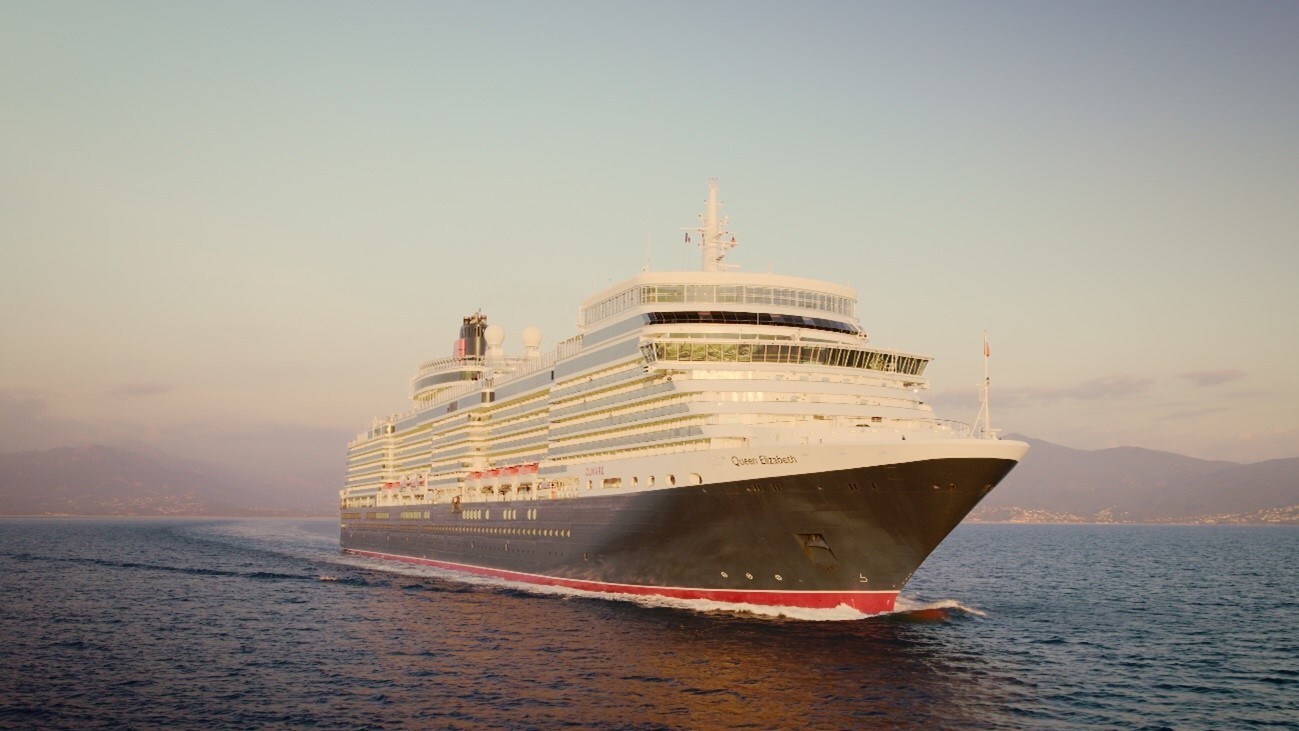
[730,455,798,467]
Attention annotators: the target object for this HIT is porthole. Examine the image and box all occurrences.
[720,571,729,578]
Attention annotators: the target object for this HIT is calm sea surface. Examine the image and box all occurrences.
[0,518,1295,730]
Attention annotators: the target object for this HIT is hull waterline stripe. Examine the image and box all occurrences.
[345,548,899,612]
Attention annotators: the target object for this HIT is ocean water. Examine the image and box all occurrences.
[0,519,1295,730]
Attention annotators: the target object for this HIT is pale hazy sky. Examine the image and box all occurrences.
[2,1,1297,480]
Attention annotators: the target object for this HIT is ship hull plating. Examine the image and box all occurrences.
[341,456,1016,613]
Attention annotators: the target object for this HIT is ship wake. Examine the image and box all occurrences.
[887,596,989,622]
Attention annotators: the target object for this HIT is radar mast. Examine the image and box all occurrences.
[694,179,738,271]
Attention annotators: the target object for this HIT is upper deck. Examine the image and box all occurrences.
[579,270,859,331]
[343,181,1001,504]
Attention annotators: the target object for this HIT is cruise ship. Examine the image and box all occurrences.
[340,181,1027,614]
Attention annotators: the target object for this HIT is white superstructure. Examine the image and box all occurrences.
[341,181,1013,513]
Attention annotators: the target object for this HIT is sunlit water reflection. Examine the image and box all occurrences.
[1,518,1294,729]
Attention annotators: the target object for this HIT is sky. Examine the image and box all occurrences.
[2,0,1297,483]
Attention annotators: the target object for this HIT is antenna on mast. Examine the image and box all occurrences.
[687,179,739,272]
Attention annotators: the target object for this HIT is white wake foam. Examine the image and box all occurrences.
[892,595,988,618]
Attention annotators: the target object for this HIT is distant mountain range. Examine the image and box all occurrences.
[970,435,1299,524]
[0,444,337,517]
[1,439,1296,523]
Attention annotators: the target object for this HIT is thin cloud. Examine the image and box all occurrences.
[0,388,115,452]
[1179,369,1246,387]
[0,389,48,420]
[926,386,980,411]
[1001,374,1157,405]
[0,388,347,480]
[1160,407,1228,421]
[109,383,175,398]
[1080,375,1158,399]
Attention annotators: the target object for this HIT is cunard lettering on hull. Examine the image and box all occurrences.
[340,181,1028,615]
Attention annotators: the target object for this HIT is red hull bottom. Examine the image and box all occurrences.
[345,548,899,614]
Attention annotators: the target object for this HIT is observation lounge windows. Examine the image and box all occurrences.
[647,285,685,303]
[716,285,742,303]
[685,284,715,303]
[648,341,928,376]
[581,284,857,327]
[643,311,859,336]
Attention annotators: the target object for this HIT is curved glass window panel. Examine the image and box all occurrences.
[657,285,685,303]
[645,339,928,375]
[643,311,859,336]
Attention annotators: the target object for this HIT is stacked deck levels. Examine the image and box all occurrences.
[341,183,1026,613]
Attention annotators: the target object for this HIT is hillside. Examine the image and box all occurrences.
[972,436,1299,524]
[2,439,1296,522]
[0,445,337,516]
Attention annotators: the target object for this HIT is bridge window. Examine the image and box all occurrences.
[648,341,927,376]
